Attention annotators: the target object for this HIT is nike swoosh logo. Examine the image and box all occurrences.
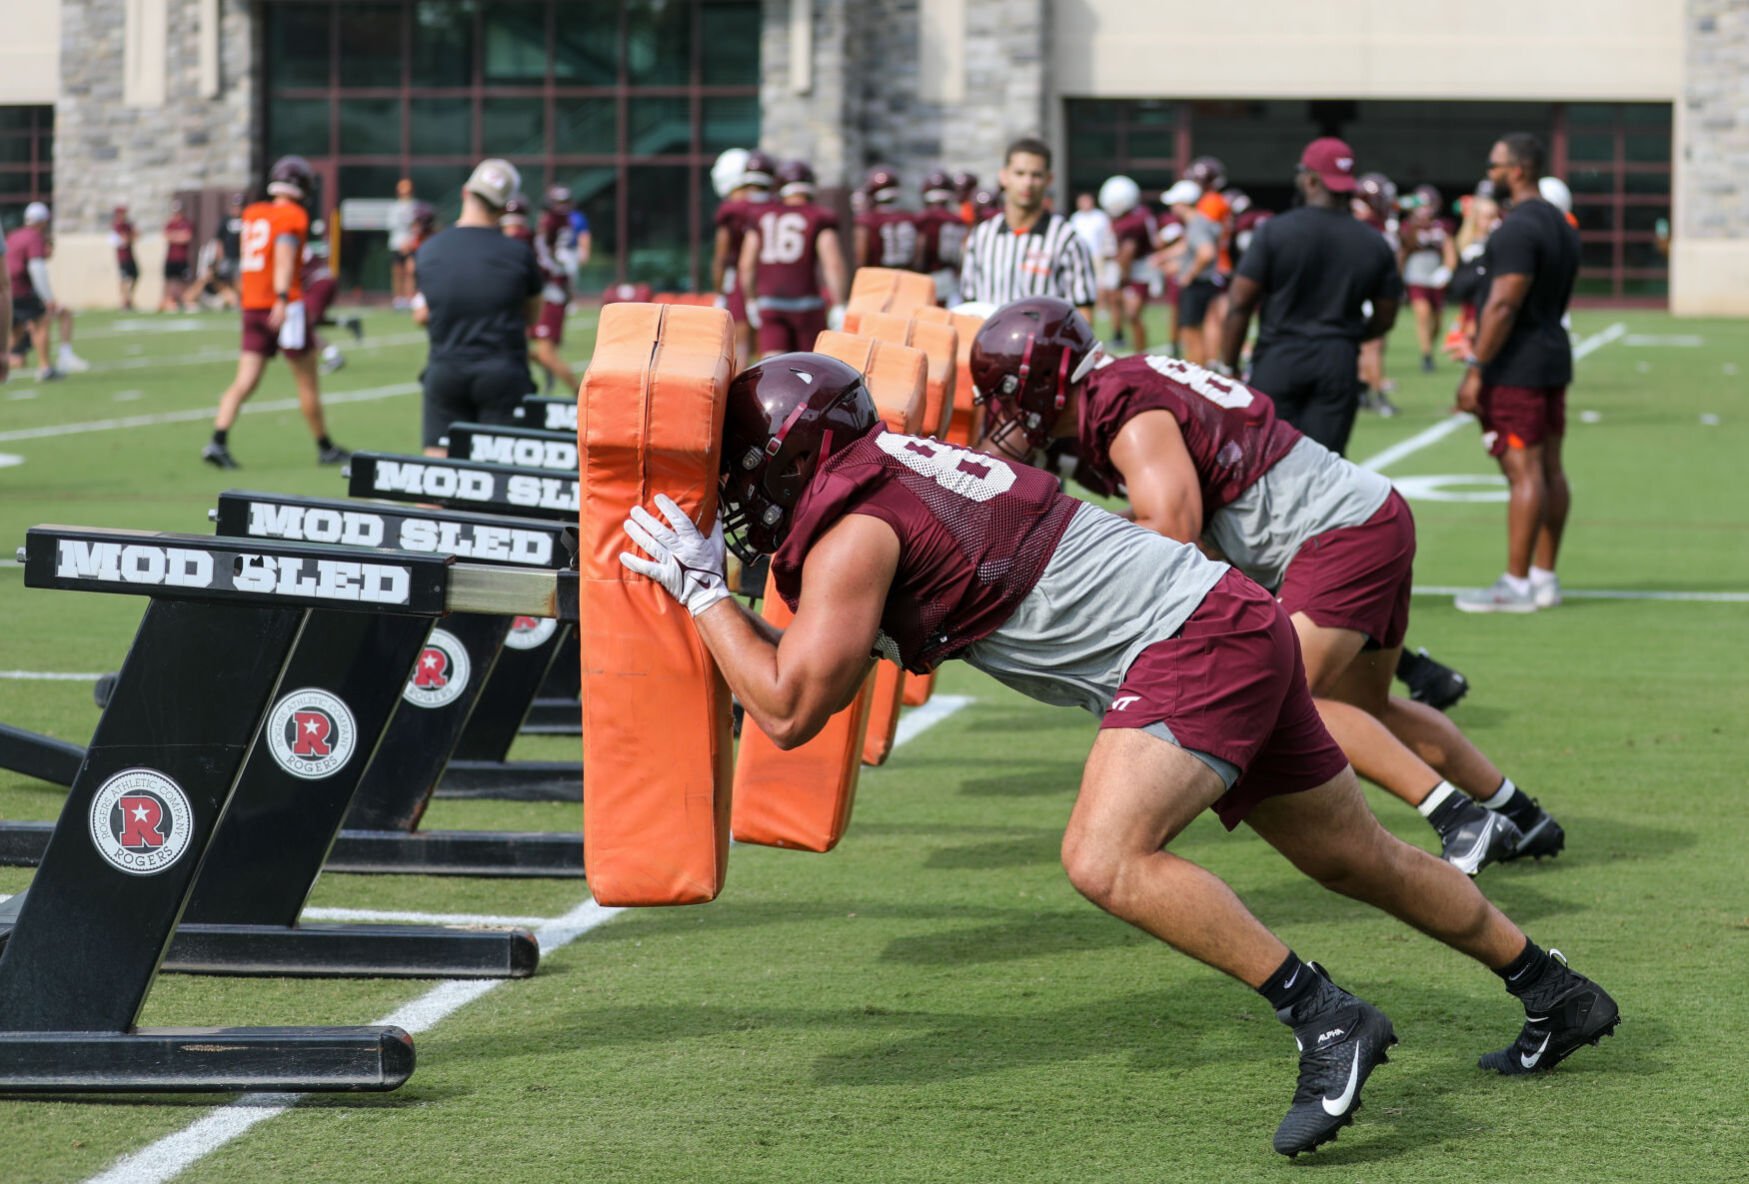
[1519,1033,1552,1069]
[1282,967,1300,991]
[1321,1045,1363,1116]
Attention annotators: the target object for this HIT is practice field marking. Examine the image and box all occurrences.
[78,694,973,1184]
[83,331,430,375]
[1414,585,1749,604]
[0,669,107,681]
[1357,322,1626,475]
[0,453,23,470]
[1623,334,1704,347]
[300,905,556,928]
[0,381,418,444]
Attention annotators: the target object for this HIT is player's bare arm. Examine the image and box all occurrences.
[695,514,892,748]
[268,233,298,330]
[817,227,849,308]
[1107,409,1205,543]
[1456,272,1530,413]
[1220,273,1264,370]
[737,229,760,316]
[710,224,733,293]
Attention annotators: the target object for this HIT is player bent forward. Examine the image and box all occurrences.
[968,298,1565,875]
[619,354,1619,1157]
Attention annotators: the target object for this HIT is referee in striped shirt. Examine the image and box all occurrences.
[960,138,1098,317]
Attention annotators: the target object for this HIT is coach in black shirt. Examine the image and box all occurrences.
[1452,133,1580,614]
[412,158,542,455]
[1219,137,1400,455]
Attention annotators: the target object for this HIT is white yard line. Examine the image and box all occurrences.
[0,670,107,680]
[0,381,418,444]
[1356,322,1627,475]
[1414,584,1749,604]
[76,694,973,1184]
[78,332,430,374]
[299,905,556,928]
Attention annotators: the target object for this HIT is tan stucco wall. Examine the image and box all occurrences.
[0,4,60,104]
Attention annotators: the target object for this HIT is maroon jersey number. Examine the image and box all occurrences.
[875,433,1017,502]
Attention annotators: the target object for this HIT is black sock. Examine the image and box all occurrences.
[1259,951,1320,1015]
[1496,787,1542,830]
[1496,939,1551,993]
[1396,650,1423,680]
[317,435,333,451]
[1425,790,1480,835]
[212,429,228,446]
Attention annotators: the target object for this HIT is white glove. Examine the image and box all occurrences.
[746,301,763,330]
[619,494,731,617]
[826,304,846,331]
[1429,266,1453,288]
[541,282,568,305]
[712,293,727,310]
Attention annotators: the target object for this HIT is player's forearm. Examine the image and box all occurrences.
[1471,296,1521,363]
[272,240,295,297]
[692,600,844,750]
[821,249,849,307]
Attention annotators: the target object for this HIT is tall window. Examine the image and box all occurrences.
[263,0,760,292]
[1561,103,1671,300]
[0,106,53,228]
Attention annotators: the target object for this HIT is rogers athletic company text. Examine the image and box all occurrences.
[54,539,413,605]
[243,502,556,566]
[370,459,580,513]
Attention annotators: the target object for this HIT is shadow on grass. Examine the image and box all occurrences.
[878,910,1147,966]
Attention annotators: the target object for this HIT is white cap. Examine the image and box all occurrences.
[23,201,50,225]
[1538,176,1573,214]
[463,159,521,209]
[1098,175,1140,218]
[1161,180,1202,208]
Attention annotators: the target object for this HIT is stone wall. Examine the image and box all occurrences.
[758,0,1049,196]
[1672,0,1749,313]
[52,0,255,307]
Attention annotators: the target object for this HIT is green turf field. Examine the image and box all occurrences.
[1,305,1745,1182]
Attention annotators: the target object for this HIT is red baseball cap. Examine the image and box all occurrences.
[1300,137,1358,193]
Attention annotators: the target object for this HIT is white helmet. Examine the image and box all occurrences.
[1098,175,1140,218]
[1538,176,1572,214]
[711,148,751,199]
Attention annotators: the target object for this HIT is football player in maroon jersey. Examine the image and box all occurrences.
[711,148,775,366]
[618,351,1617,1158]
[737,160,849,358]
[969,297,1566,874]
[1354,172,1400,415]
[1400,184,1458,372]
[528,184,580,396]
[915,170,968,304]
[853,166,920,273]
[1098,175,1157,351]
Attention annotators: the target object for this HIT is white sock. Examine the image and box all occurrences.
[1529,566,1557,585]
[1502,573,1532,596]
[1481,777,1518,810]
[1417,780,1460,817]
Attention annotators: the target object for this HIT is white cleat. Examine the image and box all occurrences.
[1455,576,1539,614]
[1532,575,1562,609]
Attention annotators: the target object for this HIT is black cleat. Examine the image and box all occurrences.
[1273,966,1398,1158]
[201,441,240,469]
[1438,802,1522,876]
[317,442,352,465]
[343,314,365,342]
[1480,950,1619,1075]
[1398,648,1470,711]
[1497,798,1566,862]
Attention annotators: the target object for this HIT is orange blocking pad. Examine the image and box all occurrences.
[845,267,938,323]
[944,310,987,446]
[848,311,958,439]
[812,331,928,435]
[579,302,736,905]
[730,573,877,852]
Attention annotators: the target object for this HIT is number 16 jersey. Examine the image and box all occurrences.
[752,202,838,303]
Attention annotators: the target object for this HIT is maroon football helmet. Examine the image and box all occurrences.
[1357,172,1398,217]
[968,297,1103,458]
[719,353,879,561]
[776,159,816,199]
[266,155,315,201]
[742,149,778,189]
[544,184,574,212]
[1186,155,1227,192]
[1412,183,1443,214]
[920,169,955,204]
[952,171,978,201]
[863,166,900,204]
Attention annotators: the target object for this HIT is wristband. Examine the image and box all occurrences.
[1464,356,1483,369]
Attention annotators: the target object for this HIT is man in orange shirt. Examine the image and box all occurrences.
[202,156,346,469]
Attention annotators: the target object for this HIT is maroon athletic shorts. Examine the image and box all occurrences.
[1406,283,1445,310]
[302,277,337,325]
[1276,490,1416,651]
[533,299,567,344]
[240,307,309,359]
[1101,570,1351,830]
[1478,383,1565,457]
[1123,281,1151,302]
[757,307,827,355]
[725,287,748,325]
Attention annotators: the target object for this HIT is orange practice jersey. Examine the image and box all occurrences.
[239,199,310,309]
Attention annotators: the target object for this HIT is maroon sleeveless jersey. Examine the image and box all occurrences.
[772,427,1079,673]
[714,197,770,266]
[1077,355,1302,510]
[751,202,839,300]
[917,207,968,271]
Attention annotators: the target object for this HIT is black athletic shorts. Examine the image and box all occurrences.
[1248,339,1364,457]
[1177,278,1221,326]
[422,357,536,449]
[118,258,139,281]
[163,260,192,282]
[11,294,46,328]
